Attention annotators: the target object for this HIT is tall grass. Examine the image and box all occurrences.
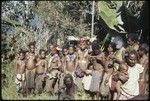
[1,61,89,100]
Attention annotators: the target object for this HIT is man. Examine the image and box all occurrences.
[58,74,78,100]
[119,50,144,100]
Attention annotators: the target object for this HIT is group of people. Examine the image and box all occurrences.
[15,34,149,100]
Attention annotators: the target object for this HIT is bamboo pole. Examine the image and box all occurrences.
[91,1,95,38]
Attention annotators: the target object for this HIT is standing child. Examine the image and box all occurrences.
[109,63,129,100]
[65,45,77,81]
[138,43,149,95]
[35,49,48,95]
[15,50,26,96]
[26,42,36,95]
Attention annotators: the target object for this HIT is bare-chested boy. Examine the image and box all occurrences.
[138,43,149,95]
[35,49,47,95]
[61,46,68,73]
[74,37,89,91]
[45,45,61,95]
[26,42,36,94]
[15,50,26,96]
[65,45,77,80]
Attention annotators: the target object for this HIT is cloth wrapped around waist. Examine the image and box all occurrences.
[15,73,25,92]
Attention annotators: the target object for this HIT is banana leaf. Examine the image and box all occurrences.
[97,1,123,31]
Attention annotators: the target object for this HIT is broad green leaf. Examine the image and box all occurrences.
[98,1,122,31]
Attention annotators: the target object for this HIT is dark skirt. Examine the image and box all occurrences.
[26,69,36,89]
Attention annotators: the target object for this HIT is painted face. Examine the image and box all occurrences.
[40,51,46,59]
[19,53,25,60]
[30,45,35,53]
[127,53,137,67]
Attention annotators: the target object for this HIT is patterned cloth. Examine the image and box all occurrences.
[15,73,25,92]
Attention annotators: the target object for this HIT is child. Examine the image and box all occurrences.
[45,45,61,95]
[138,43,149,95]
[99,61,114,100]
[89,41,105,100]
[105,42,116,61]
[58,74,78,100]
[110,63,129,100]
[26,42,36,95]
[126,34,139,52]
[119,50,144,100]
[15,50,26,96]
[82,63,93,96]
[35,49,48,95]
[65,45,77,81]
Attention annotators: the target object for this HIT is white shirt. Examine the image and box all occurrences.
[121,64,144,96]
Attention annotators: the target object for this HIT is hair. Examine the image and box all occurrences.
[68,44,75,50]
[139,43,149,54]
[28,41,36,47]
[128,34,138,42]
[63,74,73,85]
[39,49,46,54]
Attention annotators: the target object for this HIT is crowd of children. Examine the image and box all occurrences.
[15,34,149,100]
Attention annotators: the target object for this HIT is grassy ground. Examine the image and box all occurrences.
[1,60,89,100]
